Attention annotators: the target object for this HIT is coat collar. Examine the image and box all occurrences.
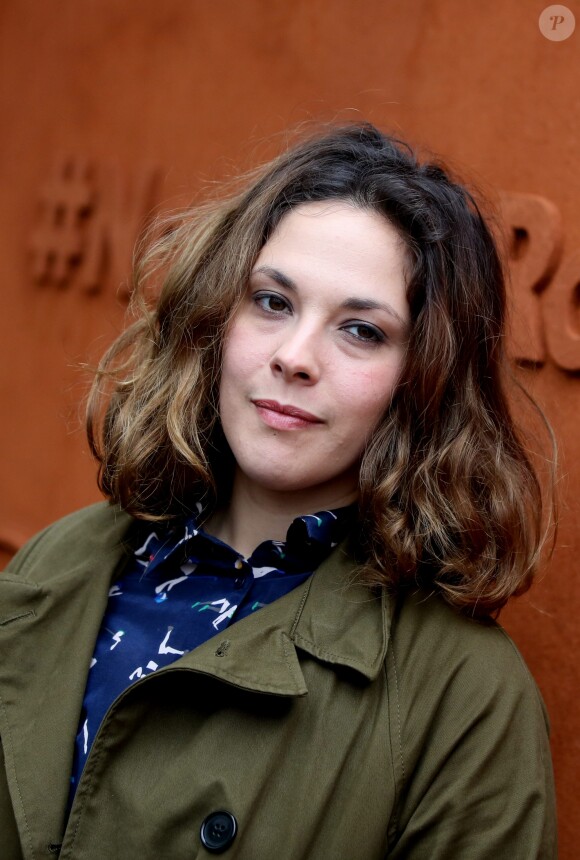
[170,537,392,696]
[0,503,391,854]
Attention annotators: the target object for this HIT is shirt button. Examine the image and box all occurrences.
[200,811,238,853]
[233,577,245,589]
[234,558,244,570]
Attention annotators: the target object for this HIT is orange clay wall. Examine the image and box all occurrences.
[1,1,578,853]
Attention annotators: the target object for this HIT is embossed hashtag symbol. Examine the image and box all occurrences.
[29,156,93,285]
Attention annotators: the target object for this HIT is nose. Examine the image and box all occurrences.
[269,324,321,384]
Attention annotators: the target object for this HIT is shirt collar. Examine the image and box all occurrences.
[141,503,357,578]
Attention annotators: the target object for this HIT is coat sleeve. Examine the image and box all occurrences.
[385,595,557,860]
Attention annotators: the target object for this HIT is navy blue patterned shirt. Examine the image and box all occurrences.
[69,502,355,798]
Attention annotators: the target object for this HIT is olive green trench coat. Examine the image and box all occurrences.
[0,504,556,859]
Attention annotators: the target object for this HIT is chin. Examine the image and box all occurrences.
[245,471,314,494]
[235,459,359,500]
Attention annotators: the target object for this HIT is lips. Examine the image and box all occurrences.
[252,399,323,430]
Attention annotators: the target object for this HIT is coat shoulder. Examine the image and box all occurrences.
[2,503,135,582]
[391,587,547,721]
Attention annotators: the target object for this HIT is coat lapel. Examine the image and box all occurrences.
[291,541,392,680]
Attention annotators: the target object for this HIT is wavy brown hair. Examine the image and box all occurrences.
[87,123,551,617]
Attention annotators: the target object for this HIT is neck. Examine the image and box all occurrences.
[204,472,358,559]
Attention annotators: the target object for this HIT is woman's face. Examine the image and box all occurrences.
[219,201,410,506]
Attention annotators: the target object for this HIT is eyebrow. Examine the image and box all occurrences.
[251,265,408,327]
[252,265,296,291]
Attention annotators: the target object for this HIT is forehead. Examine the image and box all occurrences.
[254,201,410,311]
[259,200,407,267]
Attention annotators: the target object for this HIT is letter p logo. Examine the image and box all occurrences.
[539,5,576,40]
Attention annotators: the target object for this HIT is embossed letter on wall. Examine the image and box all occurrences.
[499,192,563,365]
[501,191,580,372]
[28,156,161,298]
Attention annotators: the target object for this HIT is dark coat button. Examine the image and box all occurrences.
[200,811,238,853]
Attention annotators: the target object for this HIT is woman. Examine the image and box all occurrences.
[0,124,556,858]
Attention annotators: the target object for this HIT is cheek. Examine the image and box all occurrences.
[221,326,259,387]
[341,363,401,420]
[220,324,271,414]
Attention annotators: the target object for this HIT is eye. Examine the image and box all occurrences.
[342,321,386,344]
[253,291,292,314]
